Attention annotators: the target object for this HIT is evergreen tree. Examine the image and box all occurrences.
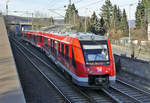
[100,0,113,30]
[90,12,98,23]
[49,17,54,25]
[135,2,141,28]
[111,5,120,31]
[90,12,98,33]
[89,12,105,35]
[64,4,72,24]
[94,17,106,35]
[135,1,146,29]
[142,0,150,23]
[117,6,122,23]
[64,3,78,25]
[142,0,150,10]
[120,9,129,36]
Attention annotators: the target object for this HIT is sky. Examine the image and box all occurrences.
[0,0,139,20]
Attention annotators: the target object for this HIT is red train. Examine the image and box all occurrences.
[21,30,116,87]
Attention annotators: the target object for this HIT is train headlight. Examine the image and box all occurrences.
[87,68,91,71]
[87,68,94,73]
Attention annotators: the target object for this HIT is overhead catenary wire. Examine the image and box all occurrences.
[73,0,86,4]
[34,0,139,19]
[48,0,61,9]
[78,0,105,9]
[119,2,138,7]
[47,0,103,18]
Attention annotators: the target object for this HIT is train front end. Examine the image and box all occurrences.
[76,35,116,87]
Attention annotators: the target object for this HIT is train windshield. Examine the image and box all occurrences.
[81,41,110,66]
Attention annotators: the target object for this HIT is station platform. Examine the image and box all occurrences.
[0,15,26,103]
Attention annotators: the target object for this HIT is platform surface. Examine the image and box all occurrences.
[0,15,26,103]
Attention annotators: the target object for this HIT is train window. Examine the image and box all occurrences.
[49,39,51,46]
[35,35,37,43]
[51,40,53,48]
[32,35,34,41]
[40,36,42,42]
[29,34,31,40]
[32,35,33,41]
[61,43,64,57]
[38,36,42,43]
[65,45,69,60]
[24,33,26,38]
[55,41,57,50]
[82,44,109,62]
[53,40,55,51]
[49,39,51,47]
[44,37,48,47]
[80,41,110,66]
[33,35,36,42]
[22,33,24,37]
[58,42,60,54]
[51,40,53,50]
[30,34,33,41]
[26,33,29,39]
[72,48,76,68]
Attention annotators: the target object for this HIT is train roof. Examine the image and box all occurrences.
[23,30,107,41]
[72,33,107,41]
[48,32,107,41]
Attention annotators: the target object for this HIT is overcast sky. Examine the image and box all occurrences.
[0,0,138,20]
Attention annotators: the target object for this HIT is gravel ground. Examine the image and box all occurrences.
[117,70,150,93]
[10,38,66,103]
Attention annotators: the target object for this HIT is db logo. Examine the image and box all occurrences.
[97,67,102,72]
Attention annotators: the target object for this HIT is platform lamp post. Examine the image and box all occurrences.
[128,4,133,43]
[84,8,88,33]
[6,0,10,16]
[147,8,150,41]
[128,4,134,58]
[31,13,33,30]
[5,0,10,29]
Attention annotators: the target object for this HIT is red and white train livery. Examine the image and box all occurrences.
[22,30,116,87]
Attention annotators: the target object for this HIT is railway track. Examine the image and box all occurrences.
[115,79,150,102]
[11,38,91,103]
[117,70,150,94]
[10,37,117,103]
[102,79,150,103]
[11,37,150,103]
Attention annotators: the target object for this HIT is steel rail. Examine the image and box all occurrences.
[11,38,96,103]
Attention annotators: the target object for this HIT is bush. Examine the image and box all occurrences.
[131,28,147,41]
[109,29,128,40]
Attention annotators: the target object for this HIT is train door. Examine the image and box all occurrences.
[57,41,61,61]
[33,34,36,44]
[58,42,60,57]
[70,46,77,74]
[27,32,30,41]
[65,44,69,69]
[47,39,50,53]
[54,41,58,56]
[43,37,48,51]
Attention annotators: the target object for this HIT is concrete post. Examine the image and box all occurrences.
[148,8,150,41]
[148,23,150,41]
